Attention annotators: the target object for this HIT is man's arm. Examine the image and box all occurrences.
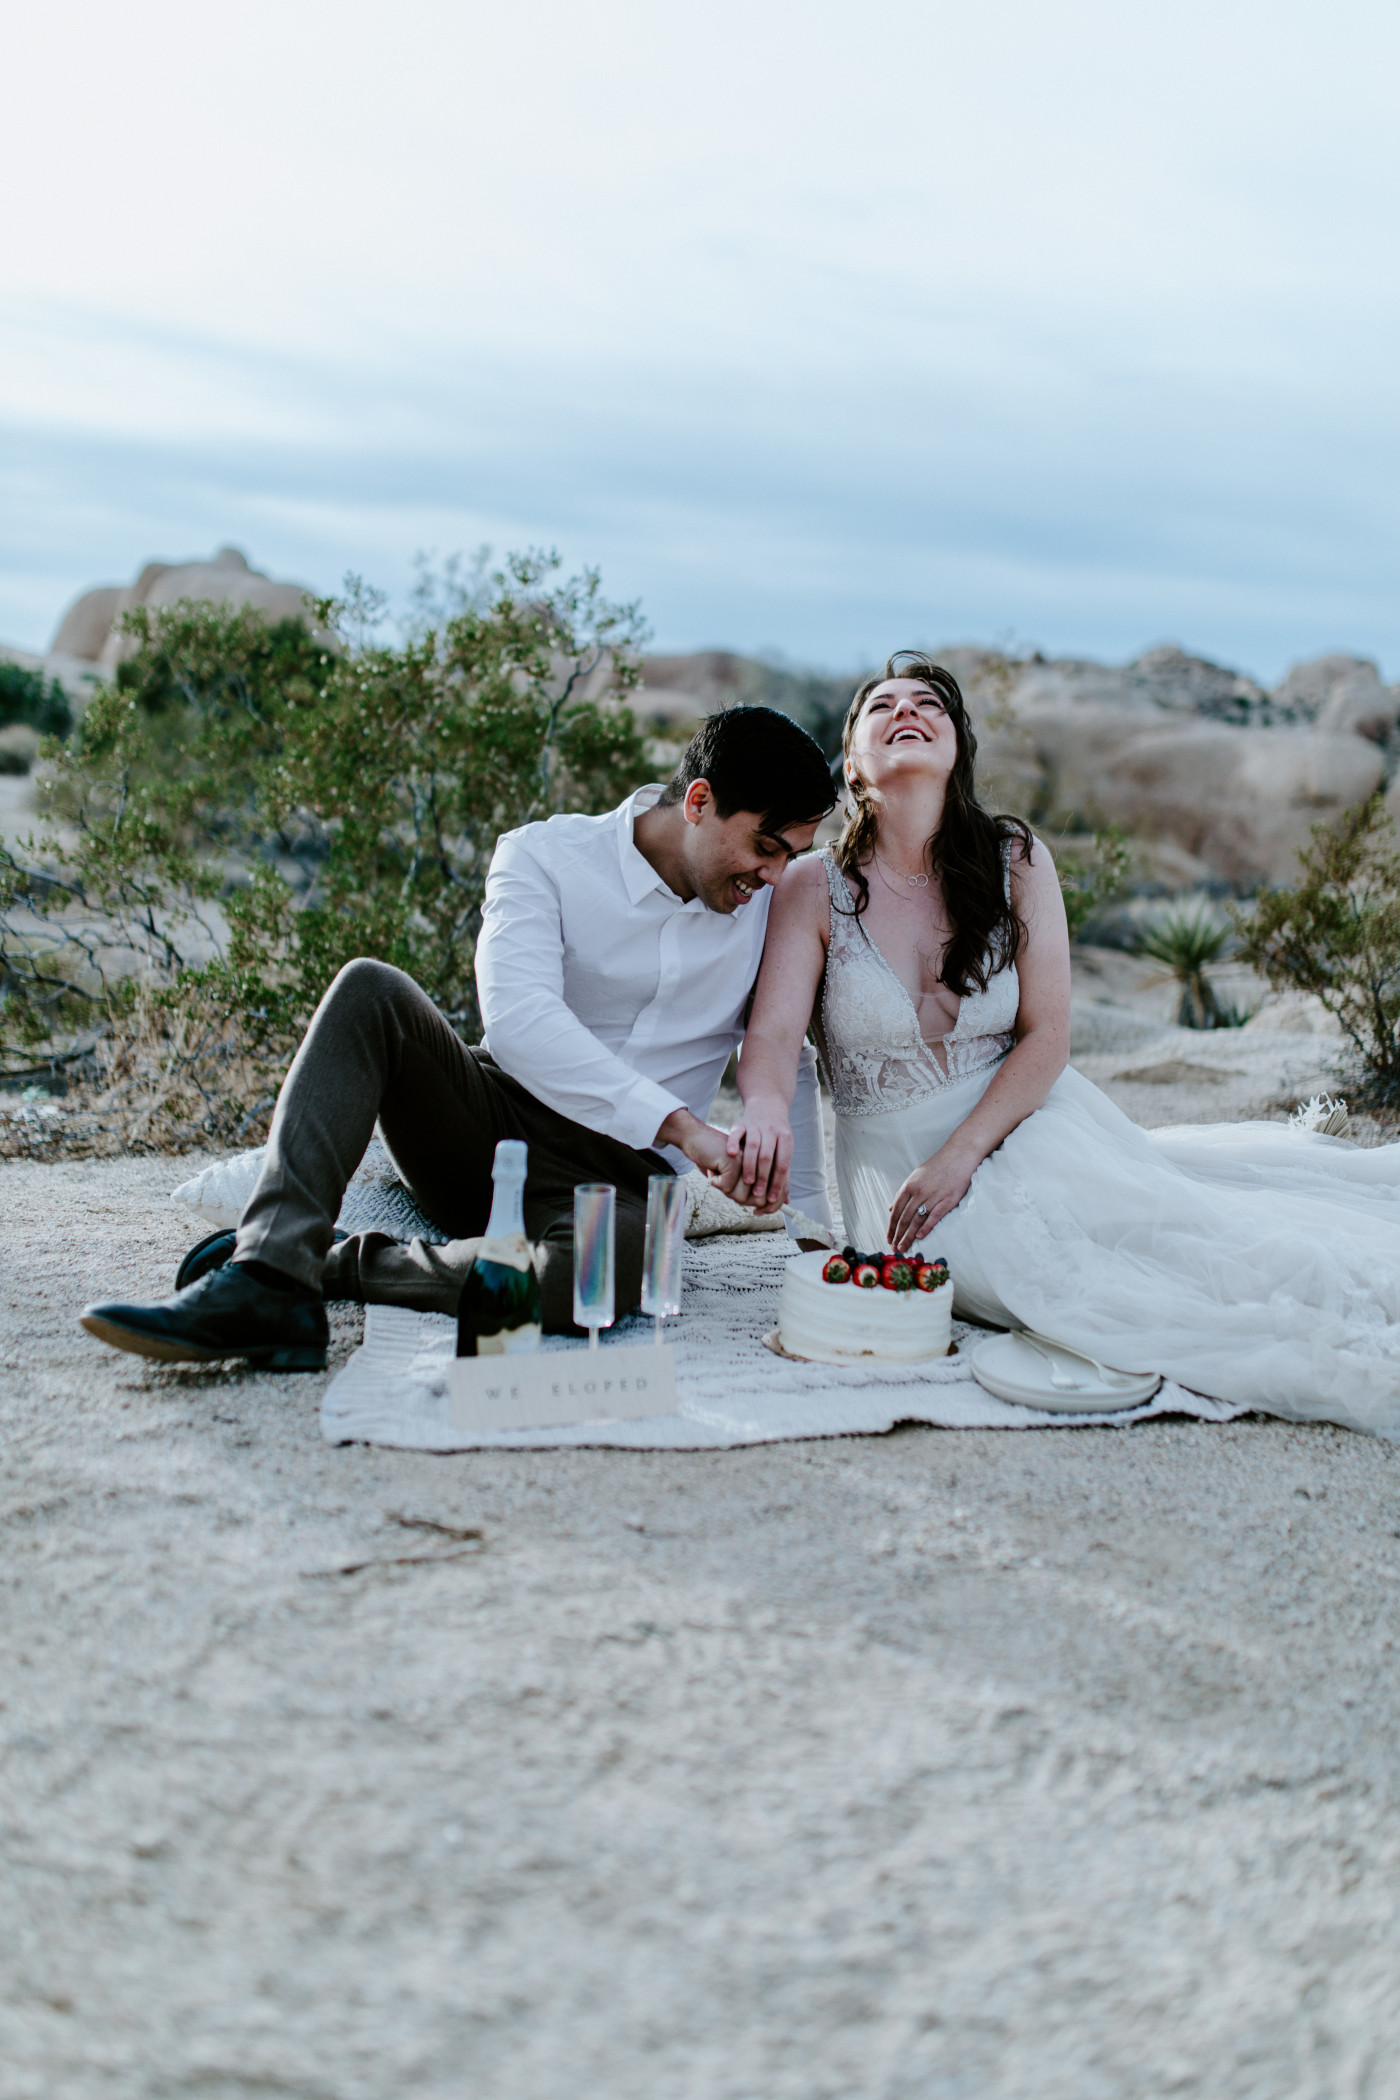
[477,834,686,1150]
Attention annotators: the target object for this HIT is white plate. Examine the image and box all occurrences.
[971,1331,1161,1413]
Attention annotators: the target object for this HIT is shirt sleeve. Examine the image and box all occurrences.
[476,832,685,1152]
[785,1039,834,1235]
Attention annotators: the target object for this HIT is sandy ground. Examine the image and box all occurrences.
[6,1122,1400,2099]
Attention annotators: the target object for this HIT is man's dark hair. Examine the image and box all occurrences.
[657,705,835,837]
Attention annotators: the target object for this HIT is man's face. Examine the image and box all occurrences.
[679,783,822,913]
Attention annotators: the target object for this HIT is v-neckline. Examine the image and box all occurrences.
[857,915,964,1045]
[834,858,965,1051]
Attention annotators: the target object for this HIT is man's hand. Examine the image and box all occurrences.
[654,1107,786,1214]
[654,1106,733,1183]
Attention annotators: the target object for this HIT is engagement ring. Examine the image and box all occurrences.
[916,1203,928,1216]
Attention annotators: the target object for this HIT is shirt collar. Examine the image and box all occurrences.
[617,783,681,905]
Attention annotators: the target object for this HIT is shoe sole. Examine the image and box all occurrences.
[79,1313,326,1373]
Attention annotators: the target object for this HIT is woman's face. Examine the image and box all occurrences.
[846,678,958,802]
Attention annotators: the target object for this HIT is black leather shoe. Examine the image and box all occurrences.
[80,1263,329,1371]
[174,1226,347,1292]
[175,1228,237,1291]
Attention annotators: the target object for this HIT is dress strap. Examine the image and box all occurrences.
[819,845,858,917]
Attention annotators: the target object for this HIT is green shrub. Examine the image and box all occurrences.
[1058,827,1133,941]
[0,661,72,740]
[1,551,649,1137]
[1235,793,1400,1104]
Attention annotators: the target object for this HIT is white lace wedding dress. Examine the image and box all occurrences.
[815,849,1400,1437]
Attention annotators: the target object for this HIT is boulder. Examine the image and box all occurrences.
[641,651,761,716]
[1100,723,1384,888]
[1242,990,1343,1037]
[1270,654,1400,742]
[1126,644,1271,720]
[49,547,315,669]
[971,722,1048,813]
[49,586,124,664]
[1024,708,1383,887]
[983,645,1270,725]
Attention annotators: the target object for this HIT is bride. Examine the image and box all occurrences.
[731,651,1400,1438]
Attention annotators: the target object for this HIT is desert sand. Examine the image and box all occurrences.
[5,1101,1400,2098]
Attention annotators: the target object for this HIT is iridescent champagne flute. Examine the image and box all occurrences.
[641,1174,688,1346]
[573,1183,616,1350]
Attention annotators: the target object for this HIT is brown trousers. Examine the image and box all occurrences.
[232,958,673,1331]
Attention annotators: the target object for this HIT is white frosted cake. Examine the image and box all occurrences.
[777,1250,953,1365]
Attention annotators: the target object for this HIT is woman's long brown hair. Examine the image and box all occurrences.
[835,651,1033,997]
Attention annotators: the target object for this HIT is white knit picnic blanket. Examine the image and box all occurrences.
[319,1234,1246,1451]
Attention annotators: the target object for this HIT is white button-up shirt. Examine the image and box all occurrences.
[477,784,829,1217]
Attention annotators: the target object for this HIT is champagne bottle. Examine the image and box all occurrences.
[456,1140,543,1357]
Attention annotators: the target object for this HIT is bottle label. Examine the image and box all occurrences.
[476,1322,544,1356]
[456,1233,543,1358]
[477,1233,532,1273]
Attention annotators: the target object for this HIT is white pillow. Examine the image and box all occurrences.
[681,1173,785,1238]
[170,1147,266,1229]
[171,1142,784,1240]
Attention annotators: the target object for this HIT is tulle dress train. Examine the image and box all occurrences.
[816,850,1400,1439]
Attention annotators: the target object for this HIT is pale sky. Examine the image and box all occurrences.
[3,0,1398,680]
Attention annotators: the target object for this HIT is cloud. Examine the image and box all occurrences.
[3,0,1399,677]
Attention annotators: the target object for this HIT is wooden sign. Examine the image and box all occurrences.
[449,1342,680,1432]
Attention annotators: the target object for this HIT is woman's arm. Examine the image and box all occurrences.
[888,835,1072,1253]
[726,856,831,1208]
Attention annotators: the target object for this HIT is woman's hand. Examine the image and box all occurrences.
[888,1140,979,1253]
[655,1105,791,1213]
[719,1100,793,1215]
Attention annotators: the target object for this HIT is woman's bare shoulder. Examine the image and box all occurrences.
[785,851,834,895]
[1008,827,1057,882]
[769,850,833,930]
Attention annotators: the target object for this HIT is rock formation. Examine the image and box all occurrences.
[49,547,315,670]
[982,681,1390,890]
[640,643,1400,890]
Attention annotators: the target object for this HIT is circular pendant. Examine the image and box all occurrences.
[908,872,929,887]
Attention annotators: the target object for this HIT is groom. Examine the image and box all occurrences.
[79,706,837,1370]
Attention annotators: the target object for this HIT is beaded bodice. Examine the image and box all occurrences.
[814,848,1020,1117]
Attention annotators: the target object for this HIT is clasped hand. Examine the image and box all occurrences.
[686,1113,792,1213]
[654,1105,791,1214]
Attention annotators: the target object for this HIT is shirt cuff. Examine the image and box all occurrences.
[615,1079,688,1156]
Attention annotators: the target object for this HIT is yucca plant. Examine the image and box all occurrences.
[1134,897,1233,1029]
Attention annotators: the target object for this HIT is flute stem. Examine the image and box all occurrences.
[589,1326,599,1350]
[654,1315,664,1347]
